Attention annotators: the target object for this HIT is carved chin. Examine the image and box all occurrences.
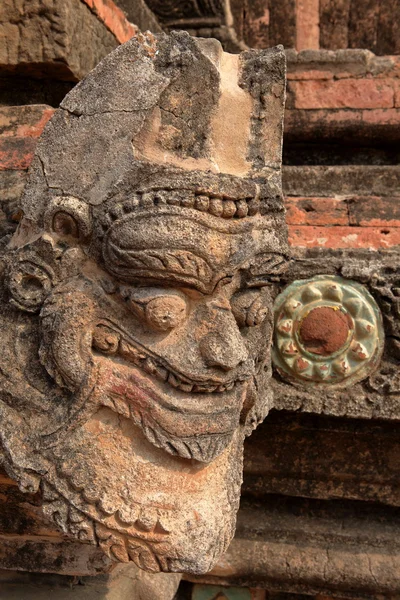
[90,354,249,463]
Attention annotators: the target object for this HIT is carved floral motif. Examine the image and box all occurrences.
[273,276,384,387]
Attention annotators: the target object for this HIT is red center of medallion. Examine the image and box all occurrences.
[299,306,351,356]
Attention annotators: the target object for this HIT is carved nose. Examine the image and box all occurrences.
[199,331,248,371]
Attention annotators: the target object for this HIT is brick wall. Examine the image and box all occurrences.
[237,0,400,54]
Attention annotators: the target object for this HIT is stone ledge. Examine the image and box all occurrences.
[186,498,400,597]
[243,411,400,506]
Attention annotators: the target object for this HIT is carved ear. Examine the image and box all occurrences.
[7,258,54,313]
[44,197,92,241]
[39,286,96,393]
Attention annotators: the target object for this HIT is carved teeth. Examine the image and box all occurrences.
[209,198,224,217]
[235,200,248,217]
[167,192,181,206]
[247,199,260,215]
[180,193,195,208]
[140,192,154,206]
[122,198,139,212]
[144,357,157,374]
[178,382,194,393]
[195,195,209,211]
[168,373,180,388]
[154,365,168,382]
[101,336,240,395]
[222,200,236,218]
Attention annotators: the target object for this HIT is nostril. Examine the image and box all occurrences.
[199,332,248,371]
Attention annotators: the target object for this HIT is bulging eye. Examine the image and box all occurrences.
[231,289,270,328]
[145,295,187,331]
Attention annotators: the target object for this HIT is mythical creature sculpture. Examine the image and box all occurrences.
[0,32,288,573]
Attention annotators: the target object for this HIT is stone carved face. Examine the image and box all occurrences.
[0,33,288,573]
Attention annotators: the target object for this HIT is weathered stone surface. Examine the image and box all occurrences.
[0,0,119,80]
[0,33,288,575]
[186,497,400,596]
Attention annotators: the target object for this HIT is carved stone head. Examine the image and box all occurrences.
[0,33,288,573]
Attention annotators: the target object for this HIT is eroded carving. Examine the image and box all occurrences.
[0,33,288,573]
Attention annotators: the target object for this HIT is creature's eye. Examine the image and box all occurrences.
[121,287,188,332]
[144,296,187,331]
[230,289,270,328]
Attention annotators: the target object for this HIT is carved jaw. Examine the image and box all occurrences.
[91,324,252,463]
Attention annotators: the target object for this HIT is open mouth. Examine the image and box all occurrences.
[90,322,252,461]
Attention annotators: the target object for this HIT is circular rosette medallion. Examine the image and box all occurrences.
[272,276,384,387]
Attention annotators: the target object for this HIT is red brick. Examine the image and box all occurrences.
[348,196,400,227]
[0,138,37,170]
[290,78,395,109]
[284,108,400,142]
[287,70,334,80]
[289,225,400,249]
[82,0,138,44]
[394,79,400,108]
[0,106,55,139]
[361,108,400,125]
[296,0,320,50]
[285,196,348,225]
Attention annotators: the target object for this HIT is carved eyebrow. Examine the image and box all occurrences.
[118,271,215,295]
[245,253,289,286]
[104,245,216,292]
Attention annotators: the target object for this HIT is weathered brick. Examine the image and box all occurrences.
[0,170,27,203]
[243,411,400,505]
[287,69,334,80]
[395,80,400,108]
[0,484,60,538]
[82,0,138,44]
[0,137,37,170]
[283,166,400,197]
[296,0,320,50]
[0,105,54,138]
[0,0,119,81]
[115,0,162,36]
[361,108,400,125]
[0,537,110,575]
[289,78,396,109]
[348,0,379,52]
[284,108,400,143]
[348,196,400,227]
[319,0,350,49]
[288,225,400,249]
[376,0,400,55]
[242,0,270,49]
[269,0,296,48]
[285,196,348,226]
